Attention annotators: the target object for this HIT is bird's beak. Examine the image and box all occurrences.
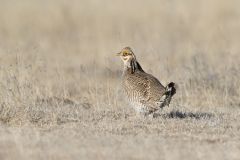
[116,52,121,56]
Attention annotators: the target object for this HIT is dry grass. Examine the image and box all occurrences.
[0,0,240,159]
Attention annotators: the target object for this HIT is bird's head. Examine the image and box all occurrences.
[116,47,136,64]
[116,47,143,73]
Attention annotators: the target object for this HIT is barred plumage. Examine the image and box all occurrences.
[117,47,176,115]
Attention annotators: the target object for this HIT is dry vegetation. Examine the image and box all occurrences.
[0,0,240,159]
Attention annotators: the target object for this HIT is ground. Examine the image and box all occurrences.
[1,107,240,160]
[0,0,240,160]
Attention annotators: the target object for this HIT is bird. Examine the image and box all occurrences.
[116,47,176,116]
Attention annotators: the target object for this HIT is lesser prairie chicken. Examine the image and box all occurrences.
[117,47,176,115]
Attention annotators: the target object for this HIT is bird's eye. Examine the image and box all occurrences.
[123,52,128,56]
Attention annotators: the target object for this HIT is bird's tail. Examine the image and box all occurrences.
[165,82,176,97]
[158,82,176,108]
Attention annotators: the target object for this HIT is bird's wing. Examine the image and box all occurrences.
[147,73,166,99]
[124,71,166,109]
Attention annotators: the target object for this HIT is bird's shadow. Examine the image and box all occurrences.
[153,110,214,120]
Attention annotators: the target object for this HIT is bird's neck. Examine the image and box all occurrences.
[124,59,144,74]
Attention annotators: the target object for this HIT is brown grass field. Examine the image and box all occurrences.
[0,0,240,159]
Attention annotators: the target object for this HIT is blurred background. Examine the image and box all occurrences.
[0,0,239,110]
[1,0,240,61]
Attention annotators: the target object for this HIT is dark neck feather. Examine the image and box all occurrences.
[127,59,144,74]
[136,61,144,72]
